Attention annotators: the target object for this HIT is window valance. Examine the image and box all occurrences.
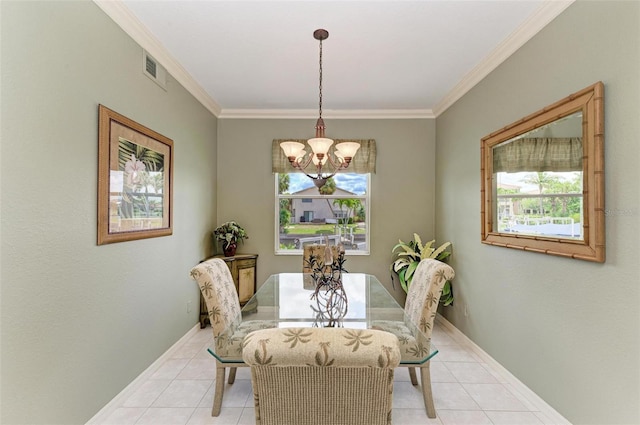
[272,139,376,174]
[492,137,583,173]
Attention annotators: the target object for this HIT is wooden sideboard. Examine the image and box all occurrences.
[199,253,258,328]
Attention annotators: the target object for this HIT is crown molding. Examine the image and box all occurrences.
[432,0,575,117]
[219,108,435,119]
[95,0,572,121]
[93,0,222,117]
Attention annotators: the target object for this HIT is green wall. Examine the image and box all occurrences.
[217,118,436,301]
[435,1,639,423]
[0,1,217,423]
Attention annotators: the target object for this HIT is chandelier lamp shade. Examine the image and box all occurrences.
[280,29,361,189]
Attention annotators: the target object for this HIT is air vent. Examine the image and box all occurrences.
[142,50,167,90]
[145,55,157,78]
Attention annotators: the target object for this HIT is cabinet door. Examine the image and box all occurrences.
[235,259,256,304]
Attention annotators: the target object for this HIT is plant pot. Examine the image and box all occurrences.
[223,242,237,257]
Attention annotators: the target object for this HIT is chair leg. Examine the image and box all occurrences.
[408,367,418,385]
[212,366,226,417]
[228,367,237,384]
[420,362,436,419]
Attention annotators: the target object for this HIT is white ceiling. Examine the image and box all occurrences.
[96,0,573,118]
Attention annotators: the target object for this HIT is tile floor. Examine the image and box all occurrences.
[94,320,564,425]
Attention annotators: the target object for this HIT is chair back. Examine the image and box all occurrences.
[404,259,455,337]
[243,327,400,425]
[189,258,241,337]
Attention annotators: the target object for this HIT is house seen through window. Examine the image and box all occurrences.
[276,173,370,254]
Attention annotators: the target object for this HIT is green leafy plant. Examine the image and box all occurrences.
[390,233,454,306]
[213,221,248,249]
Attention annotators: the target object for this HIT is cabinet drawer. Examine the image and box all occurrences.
[235,258,256,269]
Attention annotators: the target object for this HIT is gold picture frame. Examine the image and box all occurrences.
[97,105,174,245]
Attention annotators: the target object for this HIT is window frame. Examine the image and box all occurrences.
[274,173,371,256]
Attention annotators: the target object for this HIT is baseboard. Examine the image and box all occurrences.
[435,315,571,425]
[85,322,201,425]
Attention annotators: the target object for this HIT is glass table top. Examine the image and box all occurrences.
[209,273,437,365]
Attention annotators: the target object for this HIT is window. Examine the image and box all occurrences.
[276,173,370,255]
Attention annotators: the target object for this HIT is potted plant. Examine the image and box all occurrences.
[390,233,454,306]
[214,221,248,257]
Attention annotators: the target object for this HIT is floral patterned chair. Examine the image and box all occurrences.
[243,327,400,425]
[371,258,455,418]
[189,258,274,416]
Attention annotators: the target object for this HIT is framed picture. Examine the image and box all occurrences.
[97,105,174,245]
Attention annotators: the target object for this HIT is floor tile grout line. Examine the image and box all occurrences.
[183,403,199,425]
[132,407,149,425]
[438,347,506,414]
[138,359,202,420]
[438,348,501,414]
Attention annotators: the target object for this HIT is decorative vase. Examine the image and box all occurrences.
[223,242,237,257]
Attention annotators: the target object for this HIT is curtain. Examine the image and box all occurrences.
[492,137,583,173]
[272,139,376,174]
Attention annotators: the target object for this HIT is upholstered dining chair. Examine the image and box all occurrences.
[189,258,274,416]
[371,258,455,419]
[243,327,401,425]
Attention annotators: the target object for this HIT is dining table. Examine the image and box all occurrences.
[208,272,438,365]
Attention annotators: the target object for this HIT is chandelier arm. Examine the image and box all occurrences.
[325,153,350,170]
[316,158,343,179]
[288,155,331,179]
[287,154,312,171]
[288,154,345,181]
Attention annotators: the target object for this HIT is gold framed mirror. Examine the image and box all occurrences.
[481,82,604,262]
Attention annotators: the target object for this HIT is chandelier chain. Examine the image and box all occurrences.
[279,29,360,190]
[318,38,323,119]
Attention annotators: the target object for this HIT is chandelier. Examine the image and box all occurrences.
[280,29,360,189]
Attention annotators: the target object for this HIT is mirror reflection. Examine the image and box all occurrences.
[492,111,584,240]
